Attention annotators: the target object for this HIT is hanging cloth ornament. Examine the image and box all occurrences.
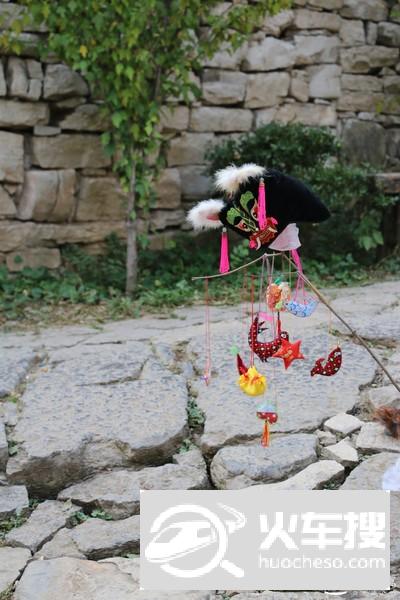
[236,354,267,397]
[311,346,342,377]
[257,403,278,447]
[266,279,291,312]
[272,338,305,370]
[285,249,318,318]
[219,227,230,274]
[248,314,289,362]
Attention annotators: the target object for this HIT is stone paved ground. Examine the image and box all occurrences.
[0,280,399,599]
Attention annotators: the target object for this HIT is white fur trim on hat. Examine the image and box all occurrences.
[187,199,224,230]
[214,163,265,195]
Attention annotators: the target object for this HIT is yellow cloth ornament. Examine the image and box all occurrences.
[238,365,267,397]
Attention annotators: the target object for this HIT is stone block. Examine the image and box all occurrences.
[256,102,337,127]
[321,439,359,467]
[160,105,190,132]
[384,76,400,94]
[58,104,110,132]
[308,0,343,7]
[341,74,382,92]
[294,9,341,31]
[384,95,400,115]
[202,41,248,70]
[154,168,182,208]
[342,45,399,73]
[0,99,48,128]
[290,70,309,102]
[375,173,400,194]
[342,119,386,166]
[0,486,29,519]
[30,135,111,169]
[245,72,290,109]
[367,22,378,45]
[243,38,295,71]
[167,132,214,167]
[26,59,43,80]
[18,169,77,222]
[0,186,16,218]
[341,0,388,21]
[0,62,7,97]
[202,70,246,105]
[6,248,61,272]
[43,64,89,99]
[0,547,31,596]
[150,209,185,231]
[190,107,252,132]
[340,19,365,46]
[0,131,24,183]
[337,92,384,112]
[378,22,400,47]
[294,34,339,65]
[178,165,212,200]
[324,412,362,436]
[262,9,294,36]
[7,57,42,100]
[76,177,126,221]
[33,125,61,136]
[308,64,341,99]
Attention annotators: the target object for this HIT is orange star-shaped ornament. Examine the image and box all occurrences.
[272,339,304,369]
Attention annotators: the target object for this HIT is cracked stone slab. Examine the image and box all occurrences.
[7,375,188,495]
[47,341,152,384]
[189,331,375,454]
[5,500,79,552]
[0,546,31,595]
[366,386,400,410]
[335,305,400,344]
[35,527,85,560]
[58,448,209,519]
[211,434,317,489]
[251,460,345,490]
[0,421,8,470]
[342,452,400,490]
[0,485,29,519]
[69,515,140,560]
[321,439,359,467]
[101,556,216,599]
[0,349,37,397]
[13,557,138,600]
[0,400,18,427]
[356,422,400,454]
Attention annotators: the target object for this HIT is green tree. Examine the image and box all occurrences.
[3,0,291,294]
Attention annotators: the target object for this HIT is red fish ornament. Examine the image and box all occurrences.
[310,346,342,377]
[248,315,289,362]
[272,339,305,370]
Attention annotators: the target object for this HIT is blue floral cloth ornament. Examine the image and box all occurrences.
[285,297,318,318]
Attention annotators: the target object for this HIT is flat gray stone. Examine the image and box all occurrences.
[189,331,375,454]
[6,500,79,552]
[69,515,140,559]
[324,412,363,436]
[101,556,216,599]
[0,546,31,595]
[255,460,345,490]
[0,485,29,519]
[335,305,400,343]
[35,527,85,560]
[356,422,400,454]
[211,434,317,489]
[49,341,152,385]
[0,421,8,470]
[367,386,400,410]
[316,429,337,446]
[0,348,36,397]
[58,448,209,519]
[13,557,137,600]
[321,439,359,467]
[7,374,188,495]
[341,452,399,490]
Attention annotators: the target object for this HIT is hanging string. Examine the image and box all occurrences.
[203,278,212,385]
[250,274,256,367]
[240,268,248,359]
[258,254,266,315]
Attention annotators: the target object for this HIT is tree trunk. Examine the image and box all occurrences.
[125,162,138,296]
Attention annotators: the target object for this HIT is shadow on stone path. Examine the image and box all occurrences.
[0,280,399,599]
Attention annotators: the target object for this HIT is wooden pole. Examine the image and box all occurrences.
[283,253,400,394]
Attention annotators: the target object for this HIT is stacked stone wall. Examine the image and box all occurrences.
[0,0,399,268]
